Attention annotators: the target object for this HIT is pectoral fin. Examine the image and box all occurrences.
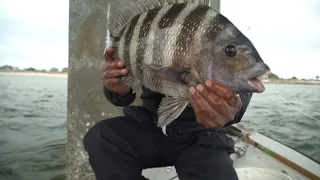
[118,75,141,93]
[157,97,189,127]
[143,64,202,86]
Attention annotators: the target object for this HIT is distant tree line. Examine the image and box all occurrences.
[0,65,318,80]
[267,73,319,81]
[0,65,68,73]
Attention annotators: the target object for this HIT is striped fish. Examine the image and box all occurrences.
[105,0,270,127]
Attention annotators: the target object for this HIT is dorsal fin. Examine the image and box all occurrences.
[108,0,210,37]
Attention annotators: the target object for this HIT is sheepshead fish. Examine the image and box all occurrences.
[105,0,271,127]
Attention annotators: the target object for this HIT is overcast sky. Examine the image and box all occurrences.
[0,0,319,79]
[221,0,320,79]
[0,0,69,71]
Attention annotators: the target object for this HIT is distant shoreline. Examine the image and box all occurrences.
[262,79,320,85]
[0,72,319,85]
[0,71,67,78]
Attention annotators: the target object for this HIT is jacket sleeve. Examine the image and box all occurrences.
[225,92,253,126]
[103,86,136,106]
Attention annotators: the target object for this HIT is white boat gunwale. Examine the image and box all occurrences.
[142,123,320,180]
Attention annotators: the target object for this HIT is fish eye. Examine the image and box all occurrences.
[225,45,237,57]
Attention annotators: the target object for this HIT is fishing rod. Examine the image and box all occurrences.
[226,125,320,180]
[243,136,320,180]
[156,125,320,180]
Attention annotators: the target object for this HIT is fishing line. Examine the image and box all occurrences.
[153,169,160,180]
[265,76,320,123]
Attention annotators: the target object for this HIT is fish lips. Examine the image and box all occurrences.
[237,62,271,93]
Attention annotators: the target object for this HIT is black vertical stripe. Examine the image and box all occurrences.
[151,4,187,91]
[123,14,141,68]
[110,28,125,43]
[171,5,210,67]
[136,8,162,81]
[204,13,231,41]
[111,29,125,59]
[158,4,187,29]
[153,4,187,66]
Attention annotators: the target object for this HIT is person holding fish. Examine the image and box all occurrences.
[83,0,270,179]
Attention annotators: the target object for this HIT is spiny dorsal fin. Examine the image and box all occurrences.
[108,0,210,37]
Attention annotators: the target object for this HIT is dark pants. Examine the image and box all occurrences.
[83,107,238,180]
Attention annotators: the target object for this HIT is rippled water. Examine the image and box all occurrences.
[242,83,320,163]
[0,75,319,180]
[0,75,67,180]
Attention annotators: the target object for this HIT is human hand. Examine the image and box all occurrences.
[102,46,131,96]
[189,80,242,128]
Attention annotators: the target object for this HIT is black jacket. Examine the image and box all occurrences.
[103,85,252,130]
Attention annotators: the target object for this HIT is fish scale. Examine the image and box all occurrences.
[129,12,149,78]
[106,0,270,127]
[123,14,141,77]
[150,4,192,94]
[171,5,210,68]
[161,3,199,67]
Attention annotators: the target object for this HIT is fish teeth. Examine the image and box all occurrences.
[256,74,268,80]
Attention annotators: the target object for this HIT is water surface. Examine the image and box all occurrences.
[0,75,319,180]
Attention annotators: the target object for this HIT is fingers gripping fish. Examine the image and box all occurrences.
[104,0,271,127]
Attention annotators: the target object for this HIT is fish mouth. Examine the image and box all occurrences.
[239,62,271,93]
[247,73,269,93]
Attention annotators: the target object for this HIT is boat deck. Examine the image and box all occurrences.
[142,124,320,180]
